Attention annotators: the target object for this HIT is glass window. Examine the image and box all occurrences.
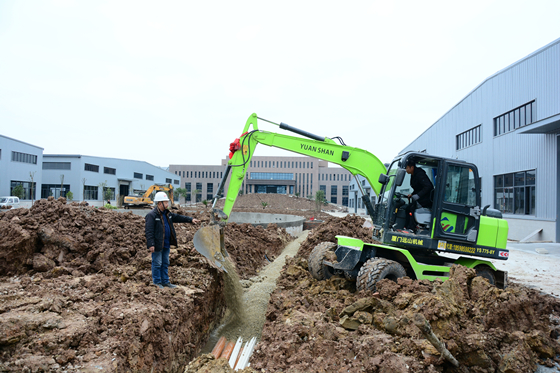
[134,172,143,179]
[444,165,476,206]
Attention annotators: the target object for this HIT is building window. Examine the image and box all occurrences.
[10,181,37,199]
[494,170,535,215]
[320,185,326,193]
[166,178,172,183]
[342,197,348,206]
[494,100,535,136]
[84,163,99,172]
[331,185,337,198]
[174,179,179,185]
[84,185,98,200]
[457,125,482,150]
[146,175,154,181]
[342,185,348,196]
[40,184,69,198]
[185,182,191,192]
[11,151,37,165]
[134,172,143,179]
[43,162,71,170]
[104,167,116,175]
[250,172,294,180]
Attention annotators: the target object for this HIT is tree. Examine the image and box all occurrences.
[315,190,326,212]
[261,201,268,209]
[12,184,24,199]
[29,171,36,204]
[98,180,113,202]
[295,192,300,198]
[175,187,188,204]
[66,191,74,201]
[60,174,65,198]
[192,189,201,204]
[82,178,87,201]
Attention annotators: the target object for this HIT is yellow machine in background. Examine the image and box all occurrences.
[123,184,174,208]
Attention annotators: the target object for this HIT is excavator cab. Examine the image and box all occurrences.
[373,152,508,260]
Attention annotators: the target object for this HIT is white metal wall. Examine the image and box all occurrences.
[401,38,560,239]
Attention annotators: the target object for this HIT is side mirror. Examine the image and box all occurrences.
[378,174,389,185]
[395,169,406,186]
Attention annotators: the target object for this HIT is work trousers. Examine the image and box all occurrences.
[151,247,170,285]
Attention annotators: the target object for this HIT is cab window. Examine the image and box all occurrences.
[444,165,476,206]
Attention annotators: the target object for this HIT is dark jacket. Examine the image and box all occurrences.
[145,207,193,252]
[411,167,434,208]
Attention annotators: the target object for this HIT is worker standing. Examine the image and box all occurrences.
[145,192,200,288]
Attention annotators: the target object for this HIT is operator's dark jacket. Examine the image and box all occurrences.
[145,207,193,252]
[411,167,434,208]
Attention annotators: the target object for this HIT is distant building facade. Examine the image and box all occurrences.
[0,135,43,202]
[400,38,560,242]
[42,155,179,205]
[170,156,352,206]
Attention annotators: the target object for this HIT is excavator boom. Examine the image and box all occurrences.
[194,113,386,269]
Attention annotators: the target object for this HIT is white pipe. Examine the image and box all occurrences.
[235,340,251,371]
[228,337,243,368]
[236,337,257,370]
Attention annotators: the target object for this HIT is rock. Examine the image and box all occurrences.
[33,253,55,272]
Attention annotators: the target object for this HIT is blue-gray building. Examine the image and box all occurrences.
[42,155,179,206]
[0,135,43,203]
[400,38,560,243]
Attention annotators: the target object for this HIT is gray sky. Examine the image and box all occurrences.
[1,1,558,168]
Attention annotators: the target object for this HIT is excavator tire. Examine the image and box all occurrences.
[308,242,337,281]
[357,258,406,292]
[475,265,496,286]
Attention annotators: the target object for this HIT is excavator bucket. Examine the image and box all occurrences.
[193,224,229,272]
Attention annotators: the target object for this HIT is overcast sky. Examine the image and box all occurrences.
[1,1,558,168]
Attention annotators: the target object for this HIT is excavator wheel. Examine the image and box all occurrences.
[357,258,406,292]
[308,242,337,281]
[475,265,496,286]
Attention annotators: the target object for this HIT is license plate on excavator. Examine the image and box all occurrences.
[193,224,229,273]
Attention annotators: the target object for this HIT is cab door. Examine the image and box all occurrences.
[433,162,481,243]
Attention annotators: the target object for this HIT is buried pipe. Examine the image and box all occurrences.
[220,340,236,360]
[228,337,243,368]
[211,336,227,359]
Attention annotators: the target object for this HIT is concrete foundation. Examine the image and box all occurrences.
[228,212,305,236]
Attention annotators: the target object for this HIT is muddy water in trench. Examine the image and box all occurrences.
[201,230,309,353]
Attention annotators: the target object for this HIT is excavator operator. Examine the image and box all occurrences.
[404,159,434,230]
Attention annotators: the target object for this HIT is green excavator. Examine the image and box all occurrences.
[193,113,509,290]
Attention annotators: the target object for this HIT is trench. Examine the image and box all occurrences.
[199,230,309,355]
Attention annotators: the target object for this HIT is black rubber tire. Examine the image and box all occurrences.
[357,258,407,292]
[308,242,337,281]
[475,265,496,286]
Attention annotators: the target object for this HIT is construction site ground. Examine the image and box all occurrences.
[0,194,559,372]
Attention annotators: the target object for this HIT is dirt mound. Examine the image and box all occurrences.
[298,214,379,258]
[251,257,560,372]
[0,198,293,372]
[212,193,343,220]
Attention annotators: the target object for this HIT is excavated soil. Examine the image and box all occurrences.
[0,197,291,372]
[2,195,560,373]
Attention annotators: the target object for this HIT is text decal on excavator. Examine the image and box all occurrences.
[301,144,334,156]
[391,235,424,246]
[438,240,495,256]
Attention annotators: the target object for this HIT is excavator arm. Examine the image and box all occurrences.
[194,113,386,271]
[220,113,386,219]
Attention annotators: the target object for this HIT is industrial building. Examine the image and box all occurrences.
[0,135,43,202]
[170,156,352,206]
[399,37,560,243]
[41,155,179,205]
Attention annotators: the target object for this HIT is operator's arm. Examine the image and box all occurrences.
[170,212,198,224]
[145,213,156,250]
